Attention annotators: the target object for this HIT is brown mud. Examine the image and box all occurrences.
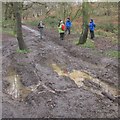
[2,25,119,118]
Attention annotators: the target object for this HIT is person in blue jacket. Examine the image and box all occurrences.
[65,17,72,34]
[89,19,96,39]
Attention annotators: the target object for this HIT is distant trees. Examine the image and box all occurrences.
[56,3,82,22]
[71,4,82,22]
[4,2,15,20]
[3,2,27,50]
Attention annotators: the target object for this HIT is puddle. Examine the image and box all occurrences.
[22,25,39,36]
[5,64,119,100]
[5,67,41,101]
[51,64,68,76]
[51,64,120,98]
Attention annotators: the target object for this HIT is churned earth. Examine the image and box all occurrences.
[2,25,119,118]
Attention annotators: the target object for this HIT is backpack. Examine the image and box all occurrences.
[38,22,44,29]
[61,24,65,31]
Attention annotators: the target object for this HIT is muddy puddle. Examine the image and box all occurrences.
[22,25,39,36]
[51,64,120,98]
[5,67,41,101]
[5,64,119,101]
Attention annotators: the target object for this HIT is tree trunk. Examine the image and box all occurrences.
[4,3,9,20]
[78,2,89,44]
[63,3,66,22]
[13,2,27,50]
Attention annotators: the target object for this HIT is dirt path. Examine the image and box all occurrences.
[2,25,119,118]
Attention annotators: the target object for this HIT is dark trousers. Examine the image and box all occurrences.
[65,27,70,34]
[90,30,95,39]
[39,27,44,39]
[60,33,64,40]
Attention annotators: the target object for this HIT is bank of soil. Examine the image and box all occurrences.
[2,26,119,118]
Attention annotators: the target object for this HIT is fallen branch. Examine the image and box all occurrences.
[33,69,56,94]
[33,68,77,94]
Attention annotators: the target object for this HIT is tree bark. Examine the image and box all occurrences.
[63,3,66,22]
[4,3,9,20]
[13,2,27,50]
[78,2,89,44]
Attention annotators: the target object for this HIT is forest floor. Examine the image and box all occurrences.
[2,25,119,118]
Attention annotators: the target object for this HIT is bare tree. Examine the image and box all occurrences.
[13,2,27,50]
[77,2,89,44]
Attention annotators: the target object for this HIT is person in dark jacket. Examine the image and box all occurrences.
[38,21,45,39]
[89,19,96,39]
[65,18,72,34]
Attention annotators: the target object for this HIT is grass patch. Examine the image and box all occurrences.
[2,19,16,36]
[74,38,95,49]
[23,20,40,26]
[110,37,118,44]
[0,28,1,33]
[23,16,59,29]
[0,20,2,25]
[43,16,58,28]
[96,23,118,34]
[96,29,117,38]
[16,49,31,54]
[81,39,95,49]
[96,29,107,37]
[105,50,120,59]
[2,27,16,37]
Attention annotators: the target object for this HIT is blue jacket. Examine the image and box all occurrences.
[89,21,96,31]
[65,20,72,28]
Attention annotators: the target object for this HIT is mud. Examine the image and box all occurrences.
[52,64,119,97]
[2,25,119,118]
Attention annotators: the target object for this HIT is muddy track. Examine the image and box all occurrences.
[44,27,119,87]
[2,25,119,118]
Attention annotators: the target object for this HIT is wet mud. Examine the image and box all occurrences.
[2,25,119,118]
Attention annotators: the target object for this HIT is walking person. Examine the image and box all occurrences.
[58,19,61,27]
[58,20,65,40]
[38,21,45,39]
[65,17,72,35]
[89,19,96,39]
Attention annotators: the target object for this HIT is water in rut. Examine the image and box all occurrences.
[51,63,119,98]
[5,67,42,101]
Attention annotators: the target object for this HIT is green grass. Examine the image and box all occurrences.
[0,28,1,33]
[23,20,40,26]
[2,19,15,28]
[75,38,95,49]
[2,19,16,36]
[105,50,120,59]
[43,16,58,28]
[23,16,59,29]
[110,37,118,44]
[16,49,31,54]
[82,39,95,49]
[0,21,2,32]
[2,27,16,37]
[97,23,117,33]
[96,30,107,37]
